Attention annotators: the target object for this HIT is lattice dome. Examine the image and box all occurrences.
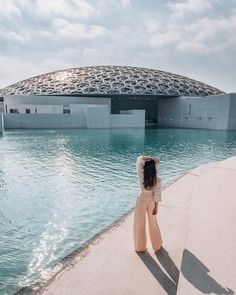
[0,66,223,97]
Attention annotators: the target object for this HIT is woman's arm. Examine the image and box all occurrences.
[152,202,158,215]
[153,178,162,215]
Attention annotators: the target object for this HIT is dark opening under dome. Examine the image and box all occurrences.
[0,66,224,97]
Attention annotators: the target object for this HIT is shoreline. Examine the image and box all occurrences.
[15,174,186,295]
[16,157,236,294]
[15,208,134,295]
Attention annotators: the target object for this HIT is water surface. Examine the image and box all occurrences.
[1,128,236,294]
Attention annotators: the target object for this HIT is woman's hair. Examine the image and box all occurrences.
[143,159,157,190]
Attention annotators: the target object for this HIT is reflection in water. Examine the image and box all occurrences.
[0,128,236,294]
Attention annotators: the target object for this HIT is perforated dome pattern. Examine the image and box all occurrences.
[0,66,223,97]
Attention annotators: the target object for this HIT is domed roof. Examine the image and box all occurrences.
[0,66,223,97]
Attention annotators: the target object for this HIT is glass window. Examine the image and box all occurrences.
[10,109,19,113]
[63,109,70,114]
[26,109,30,114]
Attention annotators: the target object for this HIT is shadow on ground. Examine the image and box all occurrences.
[138,248,234,295]
[137,247,179,295]
[181,249,234,295]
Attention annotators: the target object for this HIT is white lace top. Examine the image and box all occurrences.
[136,156,162,202]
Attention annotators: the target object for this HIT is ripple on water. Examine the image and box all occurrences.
[1,128,236,294]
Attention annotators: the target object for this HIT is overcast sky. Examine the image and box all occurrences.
[0,0,235,92]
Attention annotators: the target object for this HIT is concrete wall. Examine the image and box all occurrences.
[110,110,145,128]
[4,114,86,129]
[0,99,3,113]
[0,113,4,134]
[69,104,106,114]
[69,104,87,114]
[3,110,145,129]
[4,95,111,113]
[158,94,231,130]
[19,104,63,114]
[228,94,236,130]
[86,106,110,128]
[2,95,146,129]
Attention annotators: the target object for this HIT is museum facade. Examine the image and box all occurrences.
[0,66,235,130]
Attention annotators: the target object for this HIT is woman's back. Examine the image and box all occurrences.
[136,155,162,202]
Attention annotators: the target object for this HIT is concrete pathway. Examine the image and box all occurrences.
[177,157,236,295]
[39,157,236,295]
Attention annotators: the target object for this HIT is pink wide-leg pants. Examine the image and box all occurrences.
[133,192,162,252]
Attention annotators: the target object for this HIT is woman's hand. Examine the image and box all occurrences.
[152,206,157,215]
[154,158,160,164]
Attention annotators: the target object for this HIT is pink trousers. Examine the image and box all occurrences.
[133,192,162,252]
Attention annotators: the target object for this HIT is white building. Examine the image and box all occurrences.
[158,93,236,130]
[0,66,234,130]
[2,94,145,129]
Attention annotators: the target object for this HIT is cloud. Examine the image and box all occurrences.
[0,49,78,88]
[150,31,182,47]
[177,41,209,54]
[0,0,236,93]
[167,0,214,18]
[187,14,236,42]
[120,0,131,8]
[146,19,159,33]
[147,2,236,55]
[0,0,22,20]
[0,55,39,87]
[0,30,25,43]
[82,48,98,58]
[52,19,110,40]
[36,0,96,20]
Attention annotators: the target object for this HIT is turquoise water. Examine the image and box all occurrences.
[1,128,236,294]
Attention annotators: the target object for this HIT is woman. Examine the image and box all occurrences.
[134,155,163,253]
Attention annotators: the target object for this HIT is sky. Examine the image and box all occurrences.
[0,0,235,92]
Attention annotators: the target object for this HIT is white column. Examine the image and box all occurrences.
[0,113,4,134]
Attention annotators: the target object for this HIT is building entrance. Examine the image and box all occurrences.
[111,97,158,127]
